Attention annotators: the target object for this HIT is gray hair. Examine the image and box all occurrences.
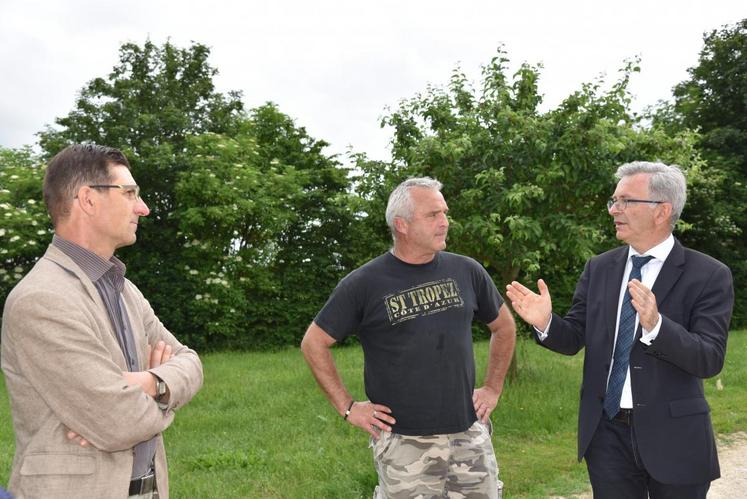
[615,161,687,229]
[385,177,443,240]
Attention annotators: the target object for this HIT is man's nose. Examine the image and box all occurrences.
[136,198,150,216]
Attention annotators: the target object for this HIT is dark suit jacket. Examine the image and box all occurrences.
[539,238,733,485]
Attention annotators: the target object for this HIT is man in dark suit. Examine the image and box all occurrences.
[506,161,733,498]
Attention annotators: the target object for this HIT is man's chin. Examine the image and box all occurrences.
[116,236,138,250]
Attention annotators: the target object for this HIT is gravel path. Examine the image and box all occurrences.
[709,432,747,498]
[552,432,747,499]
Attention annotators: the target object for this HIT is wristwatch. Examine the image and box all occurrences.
[155,376,167,401]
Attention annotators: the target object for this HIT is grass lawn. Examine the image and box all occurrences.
[0,330,745,498]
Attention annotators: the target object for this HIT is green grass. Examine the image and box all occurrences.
[1,330,745,498]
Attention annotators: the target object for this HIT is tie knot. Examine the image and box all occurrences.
[631,255,654,270]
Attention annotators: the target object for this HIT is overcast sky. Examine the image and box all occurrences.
[1,0,745,162]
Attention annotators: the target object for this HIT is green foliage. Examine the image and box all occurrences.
[0,147,51,301]
[36,40,246,348]
[248,104,360,347]
[31,40,360,349]
[362,49,703,318]
[6,36,744,348]
[662,19,747,326]
[170,105,359,349]
[2,332,746,497]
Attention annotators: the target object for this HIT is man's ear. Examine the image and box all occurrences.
[393,216,408,238]
[74,185,97,216]
[655,202,673,228]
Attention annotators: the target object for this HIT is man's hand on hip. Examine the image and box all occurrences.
[473,386,501,423]
[346,401,396,440]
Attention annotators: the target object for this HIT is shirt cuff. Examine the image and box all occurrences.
[534,315,552,342]
[639,314,662,345]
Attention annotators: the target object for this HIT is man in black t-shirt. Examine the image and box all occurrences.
[301,177,516,498]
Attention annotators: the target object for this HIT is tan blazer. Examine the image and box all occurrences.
[1,244,204,499]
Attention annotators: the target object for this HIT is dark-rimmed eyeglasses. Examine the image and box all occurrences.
[88,184,141,200]
[607,198,664,211]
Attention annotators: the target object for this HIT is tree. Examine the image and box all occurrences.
[249,104,359,345]
[664,19,747,326]
[37,40,245,345]
[172,106,359,349]
[360,49,707,337]
[36,40,361,349]
[0,147,51,303]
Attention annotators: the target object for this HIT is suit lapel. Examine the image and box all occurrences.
[44,245,103,305]
[43,244,128,367]
[651,238,685,310]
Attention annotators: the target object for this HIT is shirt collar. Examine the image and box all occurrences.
[52,235,127,283]
[627,234,674,263]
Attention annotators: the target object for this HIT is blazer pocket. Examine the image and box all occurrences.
[669,397,710,418]
[20,453,95,475]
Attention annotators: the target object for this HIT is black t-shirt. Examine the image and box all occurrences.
[315,251,503,435]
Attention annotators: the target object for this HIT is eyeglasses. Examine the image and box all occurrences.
[88,184,141,200]
[607,198,664,211]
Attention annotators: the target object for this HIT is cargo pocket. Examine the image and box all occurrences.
[371,430,399,464]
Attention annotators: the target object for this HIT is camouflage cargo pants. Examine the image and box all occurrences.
[370,420,503,498]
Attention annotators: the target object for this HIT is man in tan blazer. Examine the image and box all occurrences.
[1,144,204,498]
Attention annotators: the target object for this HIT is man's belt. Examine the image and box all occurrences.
[129,471,156,496]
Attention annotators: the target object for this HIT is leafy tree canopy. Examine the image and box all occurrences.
[359,48,708,319]
[663,19,747,326]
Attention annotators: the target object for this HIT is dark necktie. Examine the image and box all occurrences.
[604,254,654,419]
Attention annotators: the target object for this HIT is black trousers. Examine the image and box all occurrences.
[584,415,710,499]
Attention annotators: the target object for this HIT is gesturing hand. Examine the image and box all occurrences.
[506,279,552,330]
[346,401,396,440]
[628,279,660,331]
